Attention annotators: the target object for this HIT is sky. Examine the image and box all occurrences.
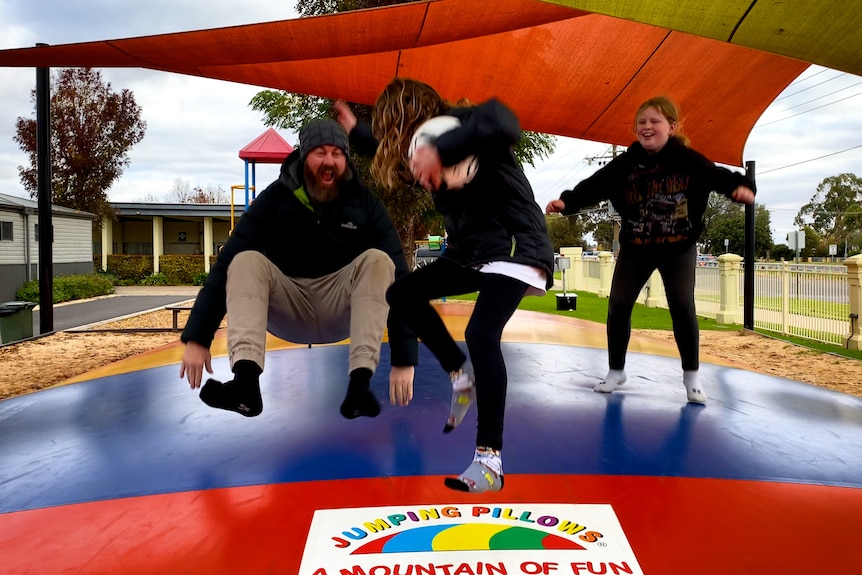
[1,0,860,245]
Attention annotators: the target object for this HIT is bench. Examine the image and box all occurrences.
[164,305,194,332]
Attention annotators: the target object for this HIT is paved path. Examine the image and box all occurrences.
[30,286,201,334]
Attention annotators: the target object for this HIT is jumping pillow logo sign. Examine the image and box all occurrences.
[298,504,643,575]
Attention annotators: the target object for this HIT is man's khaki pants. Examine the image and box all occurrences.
[225,249,395,375]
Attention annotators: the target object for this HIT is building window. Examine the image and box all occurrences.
[35,224,54,243]
[0,221,12,241]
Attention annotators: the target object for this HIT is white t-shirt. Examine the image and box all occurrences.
[475,261,547,297]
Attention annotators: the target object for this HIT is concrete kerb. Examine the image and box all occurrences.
[65,298,198,333]
[57,286,201,333]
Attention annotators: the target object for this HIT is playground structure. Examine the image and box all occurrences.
[229,184,254,233]
[237,127,294,206]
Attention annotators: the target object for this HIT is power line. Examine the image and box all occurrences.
[756,91,862,127]
[758,144,862,174]
[584,144,623,166]
[775,70,846,101]
[785,67,830,89]
[531,142,613,200]
[771,80,862,113]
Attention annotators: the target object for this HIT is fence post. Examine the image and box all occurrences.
[781,261,790,335]
[597,251,614,297]
[716,253,743,324]
[844,255,862,350]
[644,270,664,308]
[100,215,113,273]
[560,246,583,291]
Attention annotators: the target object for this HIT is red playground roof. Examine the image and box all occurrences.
[239,128,294,163]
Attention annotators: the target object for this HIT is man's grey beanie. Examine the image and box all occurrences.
[299,118,349,162]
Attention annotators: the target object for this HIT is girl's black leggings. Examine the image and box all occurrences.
[607,243,699,371]
[386,257,528,451]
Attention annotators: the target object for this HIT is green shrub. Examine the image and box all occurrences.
[15,274,115,304]
[103,254,206,285]
[193,271,208,286]
[159,255,205,285]
[139,272,170,286]
[106,255,154,283]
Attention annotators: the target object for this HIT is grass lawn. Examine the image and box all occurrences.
[446,290,862,361]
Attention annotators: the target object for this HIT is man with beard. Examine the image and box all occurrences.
[179,118,417,419]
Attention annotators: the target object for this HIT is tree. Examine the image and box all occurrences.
[249,91,442,260]
[246,0,556,259]
[800,225,824,258]
[771,243,794,261]
[14,68,147,224]
[545,214,588,252]
[248,93,554,264]
[591,220,614,250]
[296,0,414,18]
[794,173,862,256]
[167,178,193,203]
[701,194,773,257]
[167,178,229,203]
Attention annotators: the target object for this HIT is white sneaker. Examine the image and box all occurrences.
[683,370,707,404]
[594,370,626,393]
[444,363,475,433]
[444,447,504,493]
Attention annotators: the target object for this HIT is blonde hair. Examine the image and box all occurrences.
[370,78,447,190]
[634,96,690,147]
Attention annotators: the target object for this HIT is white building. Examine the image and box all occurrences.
[0,193,95,301]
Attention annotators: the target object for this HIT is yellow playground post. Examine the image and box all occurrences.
[229,184,254,233]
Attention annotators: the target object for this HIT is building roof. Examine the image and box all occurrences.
[239,128,294,163]
[0,192,95,220]
[110,202,246,218]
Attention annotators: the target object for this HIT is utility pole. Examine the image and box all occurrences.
[585,145,623,255]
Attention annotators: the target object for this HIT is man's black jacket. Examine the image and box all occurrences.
[181,149,418,367]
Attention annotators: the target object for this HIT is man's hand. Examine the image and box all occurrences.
[731,185,755,205]
[333,100,357,134]
[389,365,415,406]
[546,199,566,214]
[180,340,213,390]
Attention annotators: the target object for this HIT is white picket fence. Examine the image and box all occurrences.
[697,262,851,345]
[564,248,854,346]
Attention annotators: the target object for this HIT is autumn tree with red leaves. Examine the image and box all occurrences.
[14,68,147,224]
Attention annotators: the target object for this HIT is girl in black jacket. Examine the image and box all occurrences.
[335,78,554,493]
[547,96,755,404]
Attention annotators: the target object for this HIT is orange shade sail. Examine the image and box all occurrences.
[541,0,862,79]
[0,0,809,166]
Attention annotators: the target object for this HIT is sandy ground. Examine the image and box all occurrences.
[1,308,861,401]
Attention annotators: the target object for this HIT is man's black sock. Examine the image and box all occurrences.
[234,359,263,381]
[340,368,380,419]
[199,360,263,417]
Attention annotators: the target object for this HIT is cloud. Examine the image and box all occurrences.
[526,69,862,244]
[1,1,860,244]
[0,1,295,203]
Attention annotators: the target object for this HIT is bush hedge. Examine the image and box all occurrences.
[16,274,115,304]
[159,255,206,285]
[96,254,208,285]
[102,255,154,283]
